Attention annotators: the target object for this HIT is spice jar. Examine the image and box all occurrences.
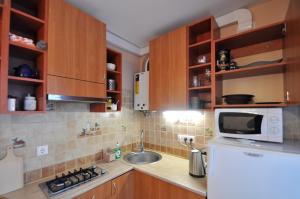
[24,94,36,111]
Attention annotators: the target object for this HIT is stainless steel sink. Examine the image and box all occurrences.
[123,151,162,164]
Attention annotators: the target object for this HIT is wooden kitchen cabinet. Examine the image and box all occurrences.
[48,0,106,97]
[149,26,187,111]
[134,170,204,199]
[111,171,134,199]
[74,180,112,199]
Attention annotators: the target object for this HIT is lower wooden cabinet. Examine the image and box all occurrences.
[134,170,204,199]
[74,180,111,199]
[74,171,134,199]
[74,170,203,199]
[111,171,134,199]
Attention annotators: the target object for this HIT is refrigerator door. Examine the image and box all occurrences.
[208,143,300,199]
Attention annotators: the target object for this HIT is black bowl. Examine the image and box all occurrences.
[222,94,254,104]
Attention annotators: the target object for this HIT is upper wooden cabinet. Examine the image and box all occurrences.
[48,0,106,84]
[149,26,187,111]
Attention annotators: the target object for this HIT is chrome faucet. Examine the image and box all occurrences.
[139,130,144,152]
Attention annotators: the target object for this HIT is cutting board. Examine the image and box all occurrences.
[0,146,24,195]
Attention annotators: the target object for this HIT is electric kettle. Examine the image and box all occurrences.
[189,148,207,178]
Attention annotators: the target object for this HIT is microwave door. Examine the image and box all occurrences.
[219,112,263,135]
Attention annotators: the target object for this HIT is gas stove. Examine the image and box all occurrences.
[39,165,107,198]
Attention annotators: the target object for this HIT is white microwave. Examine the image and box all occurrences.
[215,108,283,143]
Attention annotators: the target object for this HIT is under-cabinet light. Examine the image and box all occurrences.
[162,111,204,123]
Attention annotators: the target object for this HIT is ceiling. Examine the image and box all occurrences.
[66,0,263,48]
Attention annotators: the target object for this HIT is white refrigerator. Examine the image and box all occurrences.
[208,140,300,199]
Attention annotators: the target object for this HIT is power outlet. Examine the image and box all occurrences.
[177,135,195,144]
[37,145,48,156]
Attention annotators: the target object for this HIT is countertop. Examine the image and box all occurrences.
[2,153,207,199]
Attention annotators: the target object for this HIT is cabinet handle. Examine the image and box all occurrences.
[103,74,106,80]
[286,91,290,102]
[91,195,95,199]
[112,182,117,194]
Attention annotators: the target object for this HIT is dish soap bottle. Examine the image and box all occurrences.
[115,142,121,159]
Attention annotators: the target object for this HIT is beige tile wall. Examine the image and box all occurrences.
[140,111,215,159]
[0,89,141,173]
[283,105,300,140]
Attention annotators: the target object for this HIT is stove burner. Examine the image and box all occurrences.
[39,166,107,197]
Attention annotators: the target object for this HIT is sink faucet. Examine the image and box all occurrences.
[139,130,144,152]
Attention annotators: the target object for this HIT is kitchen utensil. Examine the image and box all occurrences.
[111,103,117,111]
[36,40,48,50]
[189,148,207,178]
[197,55,207,64]
[192,75,200,87]
[107,79,116,90]
[0,146,24,195]
[107,63,116,71]
[106,97,112,110]
[13,64,38,78]
[222,94,254,104]
[190,96,200,109]
[229,61,238,70]
[7,97,16,112]
[24,94,37,111]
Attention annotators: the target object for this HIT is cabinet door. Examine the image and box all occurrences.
[168,27,188,109]
[111,171,134,199]
[134,170,160,199]
[48,0,106,83]
[149,33,170,110]
[74,189,94,199]
[134,170,204,199]
[149,27,187,111]
[74,181,111,199]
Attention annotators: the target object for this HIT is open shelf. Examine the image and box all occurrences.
[215,21,285,50]
[214,103,287,108]
[107,70,121,75]
[189,63,211,69]
[10,41,44,54]
[0,0,48,113]
[91,48,122,112]
[215,62,286,79]
[8,76,44,84]
[187,17,217,111]
[189,39,211,48]
[189,85,211,91]
[189,17,211,45]
[11,0,46,20]
[107,90,121,94]
[11,8,45,27]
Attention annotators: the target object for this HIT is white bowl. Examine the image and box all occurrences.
[107,63,116,71]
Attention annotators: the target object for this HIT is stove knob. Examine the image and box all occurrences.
[101,169,106,175]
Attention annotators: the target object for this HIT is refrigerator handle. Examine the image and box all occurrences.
[243,152,264,158]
